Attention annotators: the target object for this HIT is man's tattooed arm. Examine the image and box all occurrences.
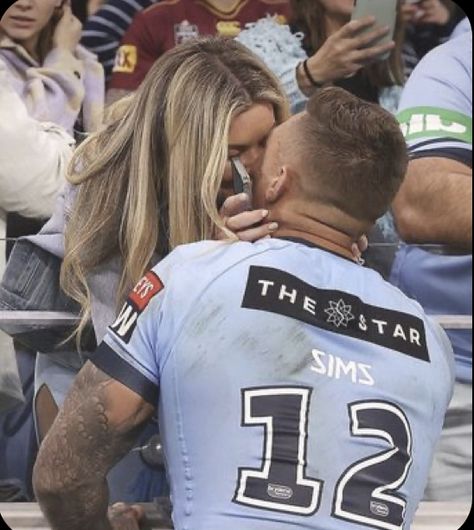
[32,361,155,530]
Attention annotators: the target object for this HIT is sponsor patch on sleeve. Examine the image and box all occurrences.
[113,45,138,74]
[397,106,472,144]
[110,271,163,343]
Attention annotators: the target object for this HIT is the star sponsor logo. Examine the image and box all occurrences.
[324,299,355,328]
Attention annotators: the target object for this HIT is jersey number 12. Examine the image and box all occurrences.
[233,386,412,530]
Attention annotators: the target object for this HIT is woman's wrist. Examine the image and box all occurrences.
[296,58,328,96]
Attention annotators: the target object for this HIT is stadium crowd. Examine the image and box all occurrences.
[0,1,471,529]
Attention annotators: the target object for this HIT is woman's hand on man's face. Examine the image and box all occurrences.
[216,193,279,242]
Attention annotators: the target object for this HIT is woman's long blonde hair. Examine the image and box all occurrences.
[61,37,288,340]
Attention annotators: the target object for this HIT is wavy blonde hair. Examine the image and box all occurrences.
[61,37,288,341]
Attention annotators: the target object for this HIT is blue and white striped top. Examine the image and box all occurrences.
[81,0,158,80]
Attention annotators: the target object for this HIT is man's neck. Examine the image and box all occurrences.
[268,202,368,262]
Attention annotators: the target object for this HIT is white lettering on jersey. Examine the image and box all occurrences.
[425,114,467,135]
[303,296,317,316]
[133,277,156,299]
[310,349,375,386]
[401,113,468,138]
[279,284,297,304]
[410,328,421,347]
[111,304,138,339]
[393,324,407,341]
[372,319,388,334]
[258,280,274,296]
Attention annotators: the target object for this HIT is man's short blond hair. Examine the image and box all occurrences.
[296,87,408,223]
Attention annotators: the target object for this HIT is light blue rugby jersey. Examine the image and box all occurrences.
[392,31,472,382]
[92,238,454,530]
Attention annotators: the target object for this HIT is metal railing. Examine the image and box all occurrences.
[0,311,472,333]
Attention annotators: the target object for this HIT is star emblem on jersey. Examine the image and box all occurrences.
[325,299,355,328]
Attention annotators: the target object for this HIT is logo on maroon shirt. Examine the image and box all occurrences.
[174,20,200,45]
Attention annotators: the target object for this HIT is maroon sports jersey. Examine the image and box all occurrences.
[110,0,290,90]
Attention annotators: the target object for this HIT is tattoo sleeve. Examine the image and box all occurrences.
[32,361,154,530]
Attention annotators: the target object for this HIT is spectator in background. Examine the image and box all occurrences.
[237,0,404,114]
[0,63,73,499]
[236,0,468,280]
[81,0,158,82]
[0,0,104,252]
[0,0,104,136]
[106,0,290,104]
[0,66,73,279]
[391,30,472,501]
[403,0,467,78]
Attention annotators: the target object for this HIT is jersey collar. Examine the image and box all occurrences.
[273,220,360,264]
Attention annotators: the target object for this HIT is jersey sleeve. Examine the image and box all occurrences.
[90,268,165,404]
[108,10,161,91]
[396,33,472,166]
[89,242,219,404]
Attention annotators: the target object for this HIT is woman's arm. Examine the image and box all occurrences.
[0,64,74,219]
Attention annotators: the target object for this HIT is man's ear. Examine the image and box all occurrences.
[265,165,291,204]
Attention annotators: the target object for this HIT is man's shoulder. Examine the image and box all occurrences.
[401,32,472,105]
[152,239,291,292]
[156,239,270,272]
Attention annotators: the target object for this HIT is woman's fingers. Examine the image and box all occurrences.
[351,235,369,262]
[225,209,269,232]
[352,39,395,62]
[108,502,144,526]
[338,16,376,38]
[219,193,251,218]
[352,24,391,49]
[234,222,279,242]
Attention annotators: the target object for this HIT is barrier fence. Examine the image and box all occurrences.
[0,311,472,332]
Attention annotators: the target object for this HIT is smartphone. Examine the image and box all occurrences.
[350,0,398,62]
[231,157,253,204]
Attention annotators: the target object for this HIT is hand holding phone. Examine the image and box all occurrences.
[231,157,253,204]
[350,0,398,62]
[216,159,279,242]
[303,7,396,87]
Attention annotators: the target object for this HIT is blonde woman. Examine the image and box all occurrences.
[62,36,288,340]
[11,36,287,503]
